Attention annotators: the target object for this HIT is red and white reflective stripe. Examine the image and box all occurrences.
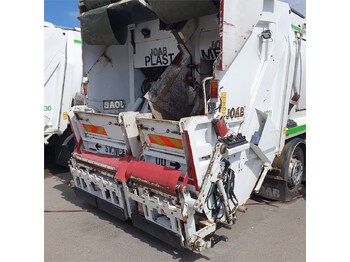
[148,134,183,150]
[82,124,107,136]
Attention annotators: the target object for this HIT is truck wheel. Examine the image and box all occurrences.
[55,134,75,167]
[281,138,305,199]
[54,128,76,167]
[256,137,305,201]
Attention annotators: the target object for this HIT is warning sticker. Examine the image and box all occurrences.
[220,92,227,116]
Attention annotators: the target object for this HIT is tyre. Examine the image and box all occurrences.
[54,128,76,167]
[281,138,305,198]
[256,137,306,201]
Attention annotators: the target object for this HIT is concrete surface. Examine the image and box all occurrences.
[44,158,305,262]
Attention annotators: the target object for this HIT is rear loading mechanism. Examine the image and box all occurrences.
[69,121,242,250]
[69,0,306,252]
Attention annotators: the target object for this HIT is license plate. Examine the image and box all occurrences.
[103,100,125,110]
[103,145,127,157]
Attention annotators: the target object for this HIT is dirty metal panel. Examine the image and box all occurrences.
[219,0,263,70]
[81,0,117,11]
[144,45,200,120]
[74,111,126,141]
[79,5,120,45]
[73,110,134,156]
[79,1,156,45]
[136,117,185,154]
[147,0,219,24]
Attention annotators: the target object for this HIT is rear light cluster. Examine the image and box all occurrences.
[83,83,88,96]
[210,80,219,99]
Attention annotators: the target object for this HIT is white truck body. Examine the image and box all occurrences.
[69,0,306,251]
[44,22,83,144]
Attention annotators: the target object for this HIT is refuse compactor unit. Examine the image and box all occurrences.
[69,0,306,251]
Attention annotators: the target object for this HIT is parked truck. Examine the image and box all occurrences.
[44,22,84,166]
[68,0,306,251]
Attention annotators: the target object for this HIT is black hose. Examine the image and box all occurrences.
[228,169,238,206]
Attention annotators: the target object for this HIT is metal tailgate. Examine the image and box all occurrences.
[136,115,188,177]
[69,106,150,158]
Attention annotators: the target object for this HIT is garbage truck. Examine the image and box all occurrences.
[68,0,306,251]
[44,22,84,166]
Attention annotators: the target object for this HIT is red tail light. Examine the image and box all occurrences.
[210,80,219,99]
[83,83,88,96]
